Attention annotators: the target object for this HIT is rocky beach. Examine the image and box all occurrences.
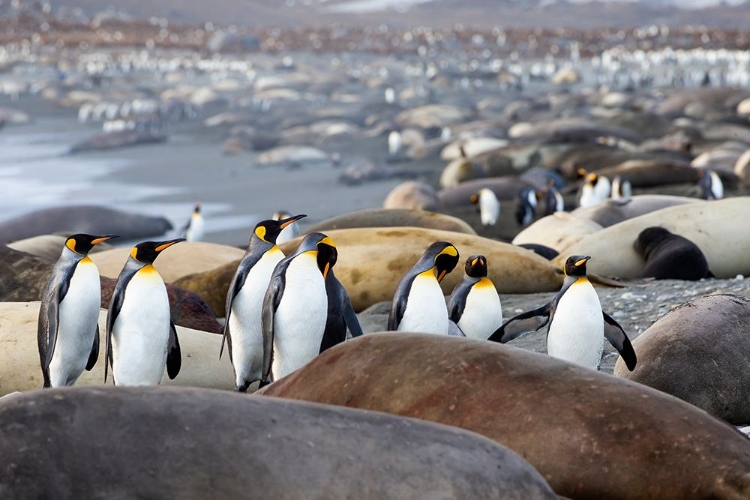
[2,1,750,498]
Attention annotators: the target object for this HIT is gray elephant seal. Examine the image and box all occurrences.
[634,227,712,280]
[0,205,173,244]
[0,387,557,500]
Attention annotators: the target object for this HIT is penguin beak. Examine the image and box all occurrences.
[575,256,591,267]
[470,194,479,204]
[471,257,479,266]
[280,214,307,229]
[91,234,119,245]
[155,238,186,252]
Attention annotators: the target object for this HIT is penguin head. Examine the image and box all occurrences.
[295,232,337,278]
[586,172,599,187]
[130,238,185,264]
[465,254,488,278]
[470,193,479,204]
[563,255,591,277]
[421,241,459,283]
[254,214,307,244]
[65,233,119,255]
[193,202,202,215]
[576,168,588,180]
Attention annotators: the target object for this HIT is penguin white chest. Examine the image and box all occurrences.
[398,272,449,335]
[229,249,284,385]
[186,214,205,242]
[710,172,724,199]
[112,267,171,386]
[547,279,604,370]
[579,184,598,208]
[49,258,101,387]
[273,254,327,379]
[479,189,500,226]
[457,279,502,341]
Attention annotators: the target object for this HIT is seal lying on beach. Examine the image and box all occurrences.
[633,227,712,280]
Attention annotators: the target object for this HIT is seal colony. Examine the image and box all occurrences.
[2,4,750,499]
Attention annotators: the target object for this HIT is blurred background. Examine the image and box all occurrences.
[0,0,748,246]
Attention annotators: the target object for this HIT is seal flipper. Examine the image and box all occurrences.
[85,325,100,371]
[603,311,637,371]
[488,303,551,343]
[166,321,182,380]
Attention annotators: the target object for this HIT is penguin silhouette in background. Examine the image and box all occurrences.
[272,210,302,245]
[515,187,537,226]
[184,202,205,242]
[105,238,184,386]
[448,255,502,340]
[697,169,723,200]
[221,214,307,392]
[260,232,338,386]
[489,255,637,372]
[388,241,460,335]
[38,233,118,388]
[541,179,564,215]
[470,188,500,226]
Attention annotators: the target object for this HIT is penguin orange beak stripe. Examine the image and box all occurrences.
[323,262,331,278]
[155,238,186,252]
[436,269,448,282]
[91,235,119,245]
[280,214,307,229]
[575,256,591,267]
[471,257,479,266]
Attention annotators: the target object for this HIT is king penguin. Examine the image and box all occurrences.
[105,238,184,386]
[38,233,118,388]
[388,241,460,335]
[541,179,564,216]
[470,188,500,226]
[220,214,306,392]
[320,268,363,353]
[698,169,723,200]
[184,202,205,242]
[578,172,601,208]
[447,255,503,341]
[272,210,302,245]
[260,232,337,386]
[611,175,632,199]
[515,187,537,226]
[489,255,637,372]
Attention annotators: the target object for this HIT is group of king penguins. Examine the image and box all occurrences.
[37,206,638,393]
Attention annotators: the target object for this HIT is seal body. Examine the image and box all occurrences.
[634,227,711,280]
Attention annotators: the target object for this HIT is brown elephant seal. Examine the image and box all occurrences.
[259,333,750,500]
[558,198,750,279]
[0,205,172,244]
[0,303,232,395]
[512,212,603,252]
[594,159,700,187]
[571,195,703,228]
[90,242,245,282]
[0,246,221,333]
[383,181,440,210]
[0,387,557,500]
[633,227,711,280]
[438,177,535,207]
[304,208,476,235]
[177,227,562,315]
[615,294,750,425]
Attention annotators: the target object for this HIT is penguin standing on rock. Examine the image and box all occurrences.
[221,214,306,392]
[38,233,118,388]
[105,238,184,386]
[448,255,503,340]
[489,255,637,372]
[388,242,460,335]
[260,232,338,386]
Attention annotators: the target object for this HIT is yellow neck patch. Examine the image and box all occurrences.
[80,256,93,265]
[573,277,589,286]
[138,264,159,276]
[474,277,494,289]
[66,239,77,253]
[130,247,139,260]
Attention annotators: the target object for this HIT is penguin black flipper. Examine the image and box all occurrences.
[343,298,363,338]
[488,302,552,343]
[321,270,363,353]
[166,321,182,380]
[387,273,418,330]
[447,277,478,324]
[41,270,73,373]
[220,265,247,361]
[85,325,100,371]
[260,264,288,387]
[602,311,637,371]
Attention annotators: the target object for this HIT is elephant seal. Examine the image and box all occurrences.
[558,198,750,279]
[0,205,173,244]
[0,246,221,333]
[633,227,711,280]
[594,159,701,187]
[516,243,559,260]
[259,333,750,500]
[90,242,245,282]
[383,181,440,211]
[0,303,232,395]
[305,208,476,235]
[615,295,750,425]
[177,227,562,314]
[571,195,703,228]
[438,177,535,207]
[68,129,167,154]
[512,212,603,252]
[0,387,557,500]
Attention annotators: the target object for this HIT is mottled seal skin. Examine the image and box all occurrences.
[0,387,557,500]
[259,333,750,500]
[438,177,535,207]
[0,205,173,244]
[571,195,702,228]
[633,227,711,280]
[305,208,476,235]
[616,294,750,425]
